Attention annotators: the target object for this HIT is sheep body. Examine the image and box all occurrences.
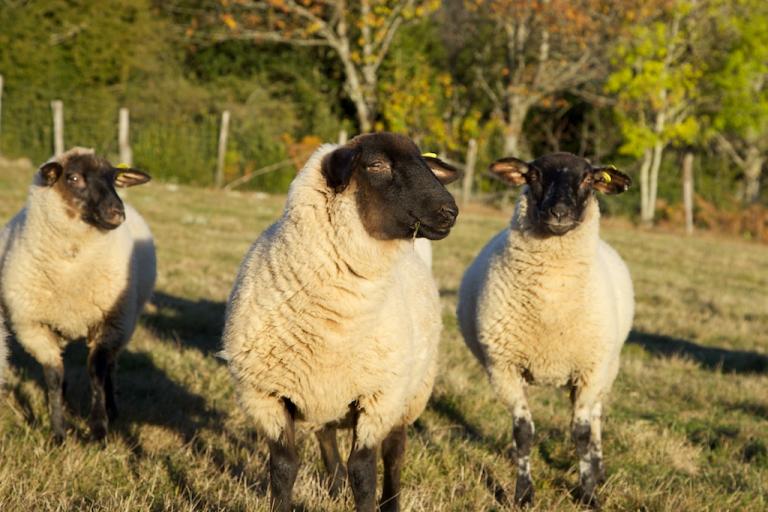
[223,144,440,448]
[0,203,155,363]
[458,198,633,388]
[457,192,633,507]
[0,148,155,439]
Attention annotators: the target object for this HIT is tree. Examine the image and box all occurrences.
[605,0,704,224]
[708,0,768,204]
[458,0,647,157]
[194,0,440,132]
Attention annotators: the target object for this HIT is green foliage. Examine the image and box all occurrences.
[708,0,768,142]
[605,5,704,157]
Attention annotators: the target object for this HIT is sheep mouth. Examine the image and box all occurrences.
[543,222,577,236]
[413,221,451,240]
[85,214,125,231]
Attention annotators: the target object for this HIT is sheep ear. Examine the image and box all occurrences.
[424,156,461,185]
[114,168,151,188]
[39,162,63,186]
[489,157,529,186]
[321,146,359,193]
[591,165,631,195]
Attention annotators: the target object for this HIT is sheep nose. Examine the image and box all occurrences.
[549,203,569,221]
[106,206,125,224]
[437,203,458,227]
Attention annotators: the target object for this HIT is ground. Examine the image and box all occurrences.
[0,161,766,511]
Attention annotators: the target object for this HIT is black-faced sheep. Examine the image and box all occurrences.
[0,148,156,442]
[456,153,634,508]
[222,133,460,512]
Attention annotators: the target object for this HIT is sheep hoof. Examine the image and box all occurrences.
[89,420,108,442]
[326,472,346,498]
[51,431,66,446]
[576,488,601,510]
[514,477,534,508]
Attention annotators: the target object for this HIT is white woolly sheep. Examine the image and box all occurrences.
[0,148,156,442]
[456,152,634,508]
[222,133,460,512]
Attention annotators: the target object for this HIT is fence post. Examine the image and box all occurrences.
[462,138,478,206]
[338,128,348,145]
[119,107,132,166]
[215,110,230,188]
[682,150,694,235]
[51,100,64,156]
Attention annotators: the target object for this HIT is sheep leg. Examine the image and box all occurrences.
[87,345,114,441]
[315,425,347,496]
[571,386,604,509]
[347,438,377,512]
[15,323,66,442]
[43,363,66,443]
[380,425,406,512]
[105,359,119,421]
[268,406,299,512]
[491,372,534,507]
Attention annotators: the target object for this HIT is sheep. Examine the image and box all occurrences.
[0,147,156,442]
[222,132,460,512]
[456,152,633,509]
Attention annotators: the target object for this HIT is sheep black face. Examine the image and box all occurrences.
[490,152,631,236]
[321,132,460,240]
[39,154,151,231]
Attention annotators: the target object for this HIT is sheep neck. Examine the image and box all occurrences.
[284,145,407,282]
[507,193,600,268]
[22,186,116,262]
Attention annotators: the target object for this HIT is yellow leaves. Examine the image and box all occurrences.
[221,13,238,31]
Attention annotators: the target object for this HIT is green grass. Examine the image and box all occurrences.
[1,160,767,511]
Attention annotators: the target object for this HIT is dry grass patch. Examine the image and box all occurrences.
[1,161,766,510]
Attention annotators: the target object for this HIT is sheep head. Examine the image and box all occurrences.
[321,132,460,241]
[490,152,631,236]
[38,150,151,231]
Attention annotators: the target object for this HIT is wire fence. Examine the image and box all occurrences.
[0,93,297,192]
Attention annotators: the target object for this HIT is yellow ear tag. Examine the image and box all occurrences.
[601,171,612,183]
[116,163,130,169]
[422,152,437,158]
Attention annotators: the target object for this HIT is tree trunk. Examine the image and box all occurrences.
[647,141,664,225]
[682,150,694,235]
[639,149,653,224]
[743,145,764,204]
[503,97,529,157]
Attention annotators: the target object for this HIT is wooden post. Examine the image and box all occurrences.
[462,138,478,206]
[215,110,230,188]
[118,107,132,166]
[51,100,64,156]
[338,128,348,145]
[682,150,694,235]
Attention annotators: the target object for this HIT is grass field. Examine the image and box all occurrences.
[1,159,767,511]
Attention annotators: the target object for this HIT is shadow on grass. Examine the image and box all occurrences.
[142,291,226,355]
[6,336,222,442]
[628,330,768,375]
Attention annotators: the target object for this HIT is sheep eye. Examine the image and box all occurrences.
[67,174,80,183]
[367,161,390,174]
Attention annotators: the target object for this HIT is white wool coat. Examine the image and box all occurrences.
[457,195,633,395]
[222,145,441,448]
[0,177,156,367]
